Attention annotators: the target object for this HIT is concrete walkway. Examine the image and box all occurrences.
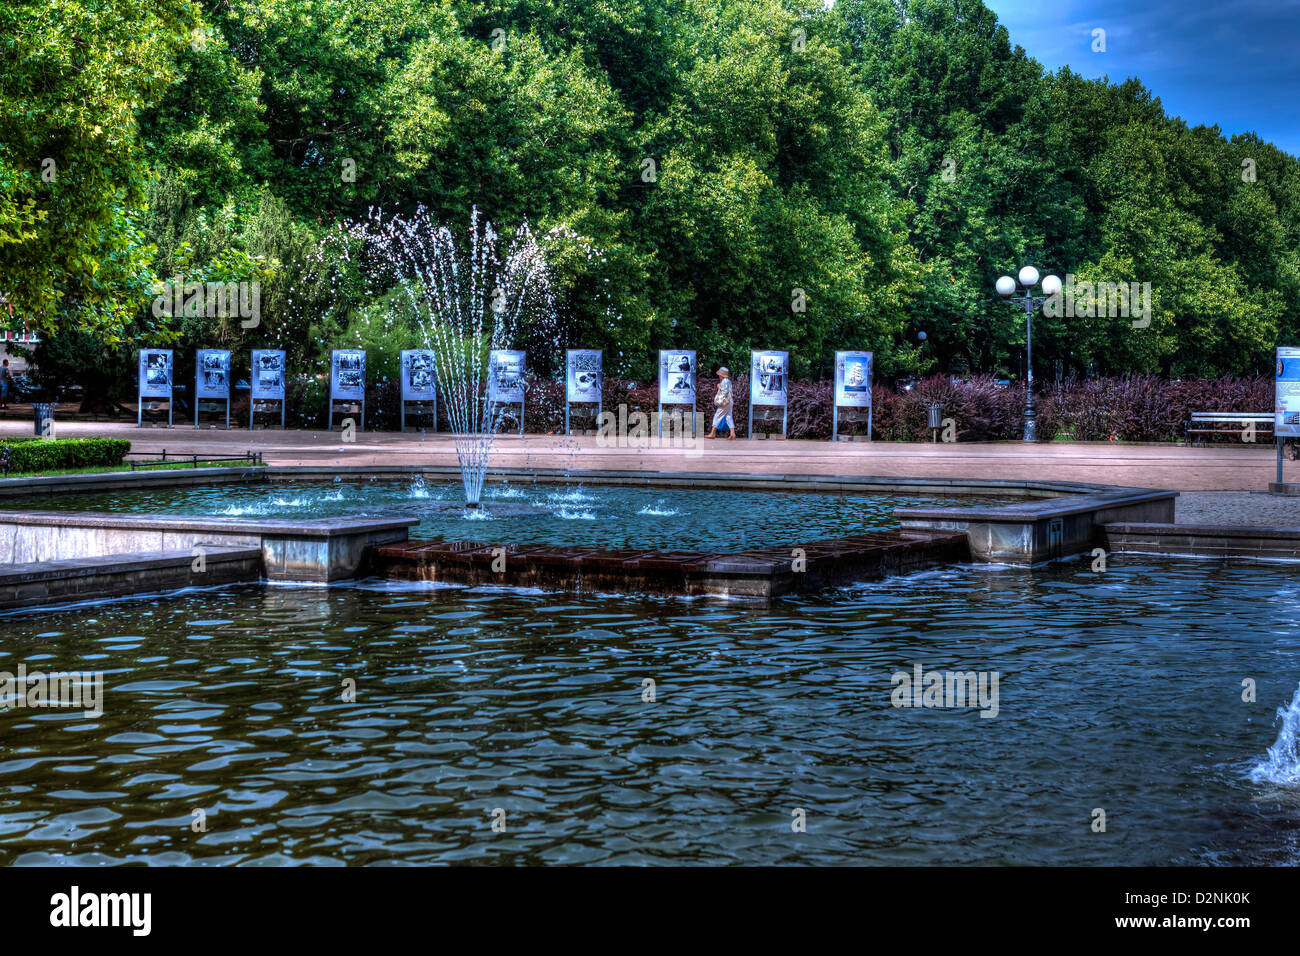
[1173,491,1300,527]
[7,420,1295,492]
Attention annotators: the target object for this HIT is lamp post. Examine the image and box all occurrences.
[996,266,1061,442]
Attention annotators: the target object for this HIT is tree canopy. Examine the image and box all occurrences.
[3,0,1297,390]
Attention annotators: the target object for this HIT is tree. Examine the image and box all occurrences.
[0,0,198,338]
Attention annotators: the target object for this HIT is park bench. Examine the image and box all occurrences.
[1185,411,1274,445]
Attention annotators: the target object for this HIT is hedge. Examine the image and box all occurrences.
[0,438,131,473]
[511,373,1273,443]
[235,371,1275,443]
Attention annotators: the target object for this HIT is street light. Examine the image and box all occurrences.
[996,266,1061,442]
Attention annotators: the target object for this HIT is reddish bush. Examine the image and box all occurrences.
[305,373,1274,442]
[1037,375,1272,442]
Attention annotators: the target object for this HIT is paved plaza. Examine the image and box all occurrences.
[5,419,1295,496]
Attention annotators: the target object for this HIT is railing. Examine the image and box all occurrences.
[124,450,265,471]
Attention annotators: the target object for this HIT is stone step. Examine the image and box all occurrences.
[1104,523,1300,561]
[0,547,263,611]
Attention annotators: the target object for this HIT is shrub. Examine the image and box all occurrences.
[1037,375,1272,442]
[286,375,326,428]
[0,437,131,473]
[347,372,1273,443]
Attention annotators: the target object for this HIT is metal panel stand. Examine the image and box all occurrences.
[566,401,602,436]
[401,399,438,433]
[196,398,231,429]
[657,404,695,438]
[329,401,365,432]
[832,404,873,442]
[488,401,525,435]
[747,404,789,439]
[251,399,286,430]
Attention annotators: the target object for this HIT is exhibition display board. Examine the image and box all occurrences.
[250,349,287,429]
[832,350,873,441]
[488,349,527,434]
[400,349,437,432]
[748,350,788,439]
[329,349,366,431]
[195,349,232,429]
[565,349,602,435]
[1277,347,1300,439]
[1276,346,1300,484]
[138,349,174,427]
[658,349,696,437]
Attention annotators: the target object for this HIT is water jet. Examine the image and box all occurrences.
[335,206,555,507]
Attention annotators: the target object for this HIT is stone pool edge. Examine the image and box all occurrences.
[0,463,1119,499]
[0,511,417,587]
[0,466,1196,610]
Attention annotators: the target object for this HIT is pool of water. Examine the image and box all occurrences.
[35,478,1021,550]
[3,558,1299,865]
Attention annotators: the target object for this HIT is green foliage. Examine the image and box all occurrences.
[3,0,1298,385]
[0,437,131,473]
[0,0,199,337]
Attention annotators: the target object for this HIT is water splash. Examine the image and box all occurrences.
[546,487,594,504]
[637,502,681,517]
[1250,682,1300,787]
[409,475,430,499]
[320,206,555,506]
[219,492,346,516]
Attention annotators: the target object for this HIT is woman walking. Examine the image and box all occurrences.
[706,366,736,440]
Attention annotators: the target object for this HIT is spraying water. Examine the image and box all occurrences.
[319,206,555,506]
[1249,682,1300,788]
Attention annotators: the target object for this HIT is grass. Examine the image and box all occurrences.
[2,460,266,478]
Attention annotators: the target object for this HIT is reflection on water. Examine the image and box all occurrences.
[2,559,1299,865]
[31,479,1020,551]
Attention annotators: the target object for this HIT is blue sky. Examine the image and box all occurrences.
[983,0,1300,156]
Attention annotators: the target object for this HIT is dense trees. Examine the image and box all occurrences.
[0,0,197,339]
[4,0,1298,396]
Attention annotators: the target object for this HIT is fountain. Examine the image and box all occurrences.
[337,206,555,507]
[1250,682,1300,789]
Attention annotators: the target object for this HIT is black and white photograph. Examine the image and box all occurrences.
[250,349,286,400]
[566,349,602,403]
[488,349,526,403]
[195,349,230,399]
[750,350,787,406]
[658,349,696,404]
[331,349,366,400]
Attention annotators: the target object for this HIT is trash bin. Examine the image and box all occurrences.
[925,402,946,442]
[33,402,55,437]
